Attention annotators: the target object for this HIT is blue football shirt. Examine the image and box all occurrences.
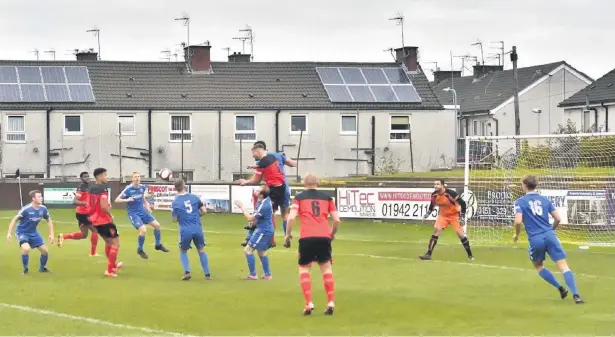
[119,184,148,214]
[172,193,204,232]
[514,192,556,238]
[254,197,274,235]
[16,203,50,235]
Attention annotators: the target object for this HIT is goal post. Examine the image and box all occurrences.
[462,132,615,247]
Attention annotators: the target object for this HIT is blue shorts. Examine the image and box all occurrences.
[179,231,206,250]
[248,229,273,251]
[528,232,567,263]
[128,211,156,230]
[16,232,44,249]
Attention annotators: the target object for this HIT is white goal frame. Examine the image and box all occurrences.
[462,132,615,247]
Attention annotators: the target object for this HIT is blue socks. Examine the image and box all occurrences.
[137,235,145,251]
[198,251,210,276]
[246,254,256,276]
[154,229,162,245]
[21,254,29,270]
[259,255,271,276]
[563,270,579,295]
[538,268,561,289]
[180,250,190,273]
[39,254,48,270]
[282,220,287,234]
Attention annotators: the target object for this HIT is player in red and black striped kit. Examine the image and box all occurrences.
[56,171,99,256]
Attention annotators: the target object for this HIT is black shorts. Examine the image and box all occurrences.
[269,183,290,211]
[76,213,92,228]
[95,223,119,239]
[298,237,332,266]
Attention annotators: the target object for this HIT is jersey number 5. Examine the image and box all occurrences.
[184,200,193,213]
[311,200,320,217]
[529,200,543,216]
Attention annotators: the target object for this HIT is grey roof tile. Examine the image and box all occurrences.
[559,68,615,107]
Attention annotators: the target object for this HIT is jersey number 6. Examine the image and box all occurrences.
[311,200,320,217]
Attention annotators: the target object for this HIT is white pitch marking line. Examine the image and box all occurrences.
[0,303,201,337]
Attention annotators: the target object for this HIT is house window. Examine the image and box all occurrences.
[341,115,357,134]
[473,120,478,136]
[4,172,45,178]
[118,115,135,134]
[583,111,591,131]
[6,115,25,142]
[63,115,83,135]
[290,115,307,133]
[232,173,251,181]
[389,115,410,140]
[480,121,487,136]
[169,115,192,141]
[235,115,256,141]
[156,170,193,181]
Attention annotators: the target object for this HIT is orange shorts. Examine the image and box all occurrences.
[435,216,462,231]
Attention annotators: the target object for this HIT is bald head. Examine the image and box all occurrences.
[303,173,319,189]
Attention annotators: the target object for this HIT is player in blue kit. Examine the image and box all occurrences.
[513,175,584,304]
[171,179,211,281]
[235,185,274,280]
[115,172,169,258]
[6,190,55,274]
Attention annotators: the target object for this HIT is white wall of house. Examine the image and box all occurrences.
[0,108,455,180]
[563,104,615,132]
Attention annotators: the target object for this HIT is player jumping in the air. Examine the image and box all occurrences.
[115,172,169,259]
[285,173,340,316]
[419,179,473,261]
[513,175,584,304]
[6,190,54,274]
[171,179,211,281]
[235,185,274,280]
[57,171,99,256]
[236,143,291,247]
[89,167,123,277]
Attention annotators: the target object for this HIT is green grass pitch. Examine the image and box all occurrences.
[0,209,614,336]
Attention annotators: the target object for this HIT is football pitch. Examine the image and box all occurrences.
[1,209,614,336]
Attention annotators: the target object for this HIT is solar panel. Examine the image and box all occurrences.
[361,68,388,84]
[0,67,18,83]
[371,86,398,102]
[347,86,375,102]
[323,85,352,102]
[69,85,95,102]
[316,67,343,85]
[339,68,365,84]
[21,84,46,102]
[41,67,66,83]
[65,66,91,84]
[392,85,422,102]
[17,67,42,83]
[0,84,21,102]
[383,68,411,84]
[46,85,71,102]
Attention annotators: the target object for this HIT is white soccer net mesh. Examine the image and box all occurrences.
[463,133,615,246]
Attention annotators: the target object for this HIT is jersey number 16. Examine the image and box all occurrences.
[529,200,543,216]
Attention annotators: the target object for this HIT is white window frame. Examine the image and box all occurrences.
[340,114,357,135]
[234,114,257,142]
[117,114,136,136]
[63,114,83,136]
[5,115,26,143]
[473,120,478,136]
[480,121,487,136]
[289,114,308,134]
[169,114,192,143]
[389,115,411,141]
[583,110,591,131]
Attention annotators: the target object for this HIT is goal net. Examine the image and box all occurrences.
[463,132,615,247]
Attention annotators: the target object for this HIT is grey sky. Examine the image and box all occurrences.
[1,0,613,80]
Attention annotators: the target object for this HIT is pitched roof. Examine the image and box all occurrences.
[0,60,442,111]
[559,68,615,107]
[430,61,586,114]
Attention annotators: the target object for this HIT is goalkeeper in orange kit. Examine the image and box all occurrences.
[419,179,474,261]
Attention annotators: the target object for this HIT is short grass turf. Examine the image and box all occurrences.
[0,209,614,336]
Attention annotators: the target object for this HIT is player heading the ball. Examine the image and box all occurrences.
[419,179,473,261]
[286,173,340,316]
[513,175,584,304]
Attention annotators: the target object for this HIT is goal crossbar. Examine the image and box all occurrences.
[465,132,615,141]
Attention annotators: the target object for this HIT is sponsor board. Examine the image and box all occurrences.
[336,188,443,220]
[231,185,260,214]
[191,185,230,213]
[43,186,111,206]
[146,184,183,211]
[472,189,515,222]
[540,189,607,226]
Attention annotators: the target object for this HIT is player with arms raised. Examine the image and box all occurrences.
[57,171,99,256]
[285,173,340,316]
[513,175,584,304]
[89,167,123,277]
[171,179,211,281]
[6,190,54,274]
[115,172,169,259]
[419,179,473,261]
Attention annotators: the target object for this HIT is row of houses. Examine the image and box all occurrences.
[0,41,613,181]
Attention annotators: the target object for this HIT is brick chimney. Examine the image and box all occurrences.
[433,70,461,85]
[473,64,503,79]
[394,46,418,72]
[76,52,98,61]
[228,52,251,63]
[184,42,212,73]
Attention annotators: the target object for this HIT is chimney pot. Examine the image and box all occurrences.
[394,46,418,72]
[184,42,212,73]
[473,64,503,80]
[433,70,462,85]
